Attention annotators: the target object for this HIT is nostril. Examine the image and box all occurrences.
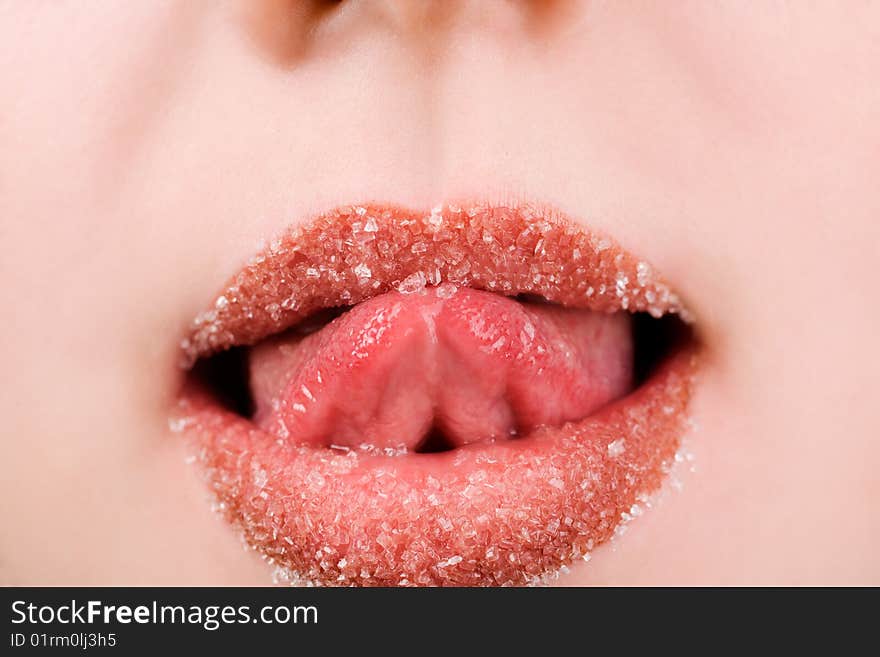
[242,0,345,67]
[414,424,457,454]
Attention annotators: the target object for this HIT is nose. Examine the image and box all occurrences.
[355,0,577,37]
[369,0,450,32]
[245,0,567,65]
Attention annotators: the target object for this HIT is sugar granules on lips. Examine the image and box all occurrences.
[175,347,698,587]
[174,202,699,586]
[181,203,689,366]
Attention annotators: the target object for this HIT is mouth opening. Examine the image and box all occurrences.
[191,347,253,418]
[414,423,458,454]
[190,296,694,453]
[631,311,693,386]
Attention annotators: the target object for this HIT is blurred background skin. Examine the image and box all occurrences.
[0,1,878,585]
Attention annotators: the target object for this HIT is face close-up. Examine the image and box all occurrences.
[1,1,878,586]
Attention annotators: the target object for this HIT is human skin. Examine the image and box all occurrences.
[0,1,878,585]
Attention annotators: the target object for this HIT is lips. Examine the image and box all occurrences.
[174,203,698,586]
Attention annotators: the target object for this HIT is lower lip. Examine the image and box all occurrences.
[174,202,698,586]
[178,345,695,586]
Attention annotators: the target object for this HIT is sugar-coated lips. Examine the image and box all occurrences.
[175,203,698,586]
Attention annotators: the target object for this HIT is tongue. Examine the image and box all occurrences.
[249,285,632,452]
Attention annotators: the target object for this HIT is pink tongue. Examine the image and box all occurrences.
[249,286,632,452]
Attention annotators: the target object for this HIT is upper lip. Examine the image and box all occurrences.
[181,202,689,368]
[175,201,698,587]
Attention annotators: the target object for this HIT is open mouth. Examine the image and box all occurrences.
[174,202,699,586]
